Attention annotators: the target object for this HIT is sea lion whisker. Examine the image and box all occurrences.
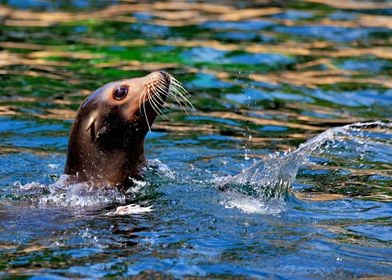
[138,84,144,117]
[152,102,164,116]
[175,91,193,109]
[156,74,193,112]
[157,76,167,86]
[156,87,169,103]
[155,92,166,106]
[154,84,163,95]
[152,96,169,120]
[147,84,169,120]
[149,90,165,117]
[172,83,192,103]
[170,77,188,93]
[142,90,152,131]
[168,94,191,115]
[167,89,186,107]
[156,78,169,94]
[149,82,172,119]
[168,89,194,113]
[149,83,167,106]
[152,90,165,109]
[150,98,161,116]
[152,77,189,114]
[167,84,190,102]
[168,80,194,110]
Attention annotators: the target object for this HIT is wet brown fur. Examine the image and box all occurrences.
[64,71,171,188]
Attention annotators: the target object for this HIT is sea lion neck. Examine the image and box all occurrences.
[64,99,147,182]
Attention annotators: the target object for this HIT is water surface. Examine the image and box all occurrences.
[0,0,391,278]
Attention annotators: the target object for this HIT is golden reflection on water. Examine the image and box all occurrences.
[1,2,391,28]
[303,0,392,10]
[0,0,391,130]
[250,70,392,88]
[0,4,283,26]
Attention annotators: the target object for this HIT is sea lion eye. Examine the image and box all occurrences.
[113,86,129,100]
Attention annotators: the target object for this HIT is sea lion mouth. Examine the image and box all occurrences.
[159,70,171,85]
[139,71,193,130]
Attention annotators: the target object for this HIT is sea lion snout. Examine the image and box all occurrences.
[159,70,171,84]
[133,71,171,126]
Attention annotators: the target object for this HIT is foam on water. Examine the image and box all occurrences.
[39,175,127,209]
[146,159,177,180]
[221,192,286,215]
[106,204,154,216]
[2,160,177,214]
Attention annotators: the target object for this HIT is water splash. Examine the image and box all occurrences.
[1,160,176,213]
[39,175,127,209]
[220,121,392,200]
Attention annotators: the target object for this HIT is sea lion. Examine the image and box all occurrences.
[64,71,189,188]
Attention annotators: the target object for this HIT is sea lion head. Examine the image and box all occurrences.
[64,71,185,187]
[83,70,171,137]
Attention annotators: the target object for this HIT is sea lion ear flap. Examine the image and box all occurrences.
[85,111,100,142]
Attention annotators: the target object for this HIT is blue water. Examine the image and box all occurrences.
[1,0,392,278]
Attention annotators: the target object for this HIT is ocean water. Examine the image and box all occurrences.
[0,0,391,278]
